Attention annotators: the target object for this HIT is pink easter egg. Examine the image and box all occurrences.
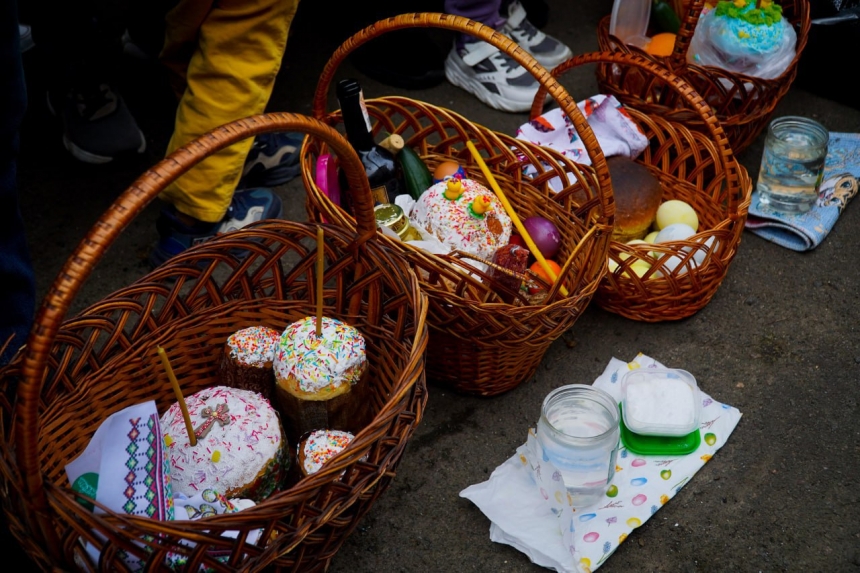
[583,532,600,543]
[631,458,647,467]
[632,493,648,506]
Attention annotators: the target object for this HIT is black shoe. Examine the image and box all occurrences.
[350,29,446,90]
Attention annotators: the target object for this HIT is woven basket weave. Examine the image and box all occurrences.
[0,113,428,571]
[303,13,616,397]
[595,0,810,154]
[533,51,753,322]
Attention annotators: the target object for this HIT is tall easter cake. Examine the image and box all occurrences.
[273,316,369,444]
[297,429,356,477]
[160,386,287,502]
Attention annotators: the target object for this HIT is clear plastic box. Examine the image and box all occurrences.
[620,368,700,437]
[609,0,652,48]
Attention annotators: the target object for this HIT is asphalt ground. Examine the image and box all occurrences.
[7,0,860,571]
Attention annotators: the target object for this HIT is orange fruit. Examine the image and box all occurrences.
[645,33,677,57]
[528,259,562,294]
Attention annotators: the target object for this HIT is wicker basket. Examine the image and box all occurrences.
[533,51,753,322]
[0,113,429,571]
[303,13,616,397]
[595,0,810,154]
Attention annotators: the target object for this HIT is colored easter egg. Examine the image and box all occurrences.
[523,216,562,259]
[580,558,592,567]
[631,477,648,487]
[606,484,619,498]
[555,491,564,503]
[583,532,600,543]
[619,533,628,543]
[627,517,642,528]
[579,513,597,522]
[705,433,717,446]
[660,494,670,505]
[631,458,647,467]
[432,161,465,182]
[632,494,647,506]
[660,469,672,480]
[656,199,698,231]
[540,487,549,500]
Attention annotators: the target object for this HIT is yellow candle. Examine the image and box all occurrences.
[464,141,568,296]
[316,227,325,337]
[157,346,196,447]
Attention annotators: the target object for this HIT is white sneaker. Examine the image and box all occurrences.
[19,24,35,54]
[444,39,541,113]
[503,0,572,70]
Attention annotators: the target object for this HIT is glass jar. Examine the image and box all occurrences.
[374,203,422,242]
[756,116,829,214]
[536,384,620,508]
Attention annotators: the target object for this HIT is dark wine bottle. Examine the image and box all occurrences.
[336,78,405,208]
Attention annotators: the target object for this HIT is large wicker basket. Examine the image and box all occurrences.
[595,0,810,154]
[303,13,616,397]
[0,114,428,571]
[533,51,753,322]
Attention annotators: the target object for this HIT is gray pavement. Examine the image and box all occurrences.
[10,0,860,571]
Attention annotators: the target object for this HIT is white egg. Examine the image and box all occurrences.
[655,223,696,243]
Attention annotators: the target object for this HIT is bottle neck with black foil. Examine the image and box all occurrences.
[335,78,404,207]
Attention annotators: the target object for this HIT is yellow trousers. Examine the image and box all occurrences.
[158,0,300,223]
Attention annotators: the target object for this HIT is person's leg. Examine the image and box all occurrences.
[0,0,35,365]
[150,0,299,267]
[32,0,146,163]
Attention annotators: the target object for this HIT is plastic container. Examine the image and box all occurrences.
[621,368,700,437]
[609,0,652,48]
[536,385,621,508]
[619,404,701,456]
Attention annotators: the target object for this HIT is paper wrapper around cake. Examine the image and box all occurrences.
[274,365,370,446]
[272,317,370,446]
[607,156,664,242]
[219,326,280,401]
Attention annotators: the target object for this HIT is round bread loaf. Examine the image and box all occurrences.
[607,156,664,243]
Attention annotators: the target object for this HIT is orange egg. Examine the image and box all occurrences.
[645,33,677,57]
[528,259,562,294]
[433,161,462,181]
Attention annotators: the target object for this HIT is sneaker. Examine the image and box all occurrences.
[444,39,542,113]
[238,132,304,189]
[47,83,146,164]
[19,24,35,54]
[503,0,572,70]
[148,187,283,269]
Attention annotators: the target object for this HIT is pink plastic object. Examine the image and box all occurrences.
[316,154,341,222]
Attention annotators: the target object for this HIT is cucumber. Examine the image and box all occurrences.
[398,145,433,201]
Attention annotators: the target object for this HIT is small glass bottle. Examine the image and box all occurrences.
[374,203,422,242]
[757,116,829,214]
[536,384,620,508]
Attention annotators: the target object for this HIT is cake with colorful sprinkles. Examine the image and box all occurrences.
[411,178,512,261]
[219,325,280,400]
[160,386,287,502]
[273,316,367,401]
[297,429,356,477]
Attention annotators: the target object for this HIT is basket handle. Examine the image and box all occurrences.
[310,12,612,215]
[530,50,743,218]
[14,112,377,552]
[666,0,704,68]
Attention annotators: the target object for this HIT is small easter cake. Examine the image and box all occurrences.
[273,316,369,445]
[297,429,356,477]
[161,386,287,502]
[411,178,513,260]
[219,325,280,400]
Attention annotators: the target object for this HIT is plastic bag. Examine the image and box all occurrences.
[688,5,797,79]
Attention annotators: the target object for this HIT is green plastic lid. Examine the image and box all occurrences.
[619,404,701,456]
